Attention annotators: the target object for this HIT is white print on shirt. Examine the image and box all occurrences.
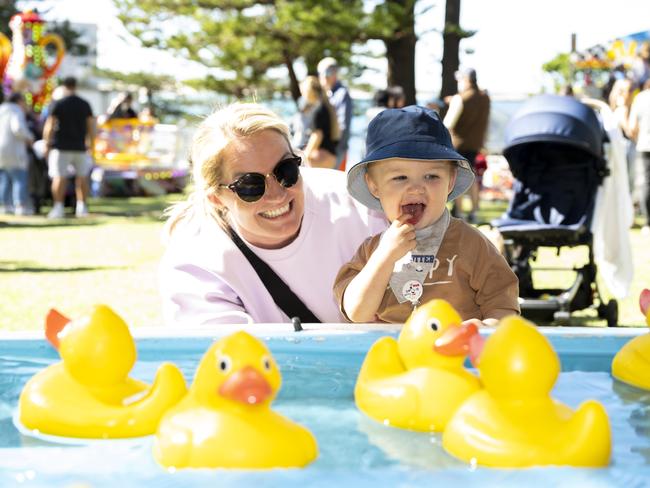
[426,254,458,280]
[426,258,440,278]
[446,255,458,276]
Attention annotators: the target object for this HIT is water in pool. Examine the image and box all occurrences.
[1,331,649,487]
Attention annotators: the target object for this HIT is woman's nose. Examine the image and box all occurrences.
[263,174,286,201]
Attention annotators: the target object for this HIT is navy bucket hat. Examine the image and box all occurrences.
[347,105,474,211]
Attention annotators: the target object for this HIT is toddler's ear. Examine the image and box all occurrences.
[365,171,380,199]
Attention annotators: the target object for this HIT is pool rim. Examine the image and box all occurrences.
[0,324,646,341]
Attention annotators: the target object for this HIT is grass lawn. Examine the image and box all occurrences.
[1,197,648,331]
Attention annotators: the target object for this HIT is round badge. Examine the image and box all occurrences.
[402,280,423,303]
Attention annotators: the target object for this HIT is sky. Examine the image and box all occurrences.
[15,0,650,97]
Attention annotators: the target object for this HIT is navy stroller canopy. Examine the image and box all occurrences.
[499,95,607,229]
[503,94,603,160]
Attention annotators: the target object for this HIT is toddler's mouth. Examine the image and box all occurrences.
[402,203,425,225]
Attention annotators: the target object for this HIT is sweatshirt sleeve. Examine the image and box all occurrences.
[332,236,377,321]
[159,261,252,326]
[467,228,520,320]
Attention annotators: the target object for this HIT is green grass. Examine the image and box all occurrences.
[0,196,179,332]
[1,197,648,331]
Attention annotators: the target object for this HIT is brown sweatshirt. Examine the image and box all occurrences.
[333,218,520,323]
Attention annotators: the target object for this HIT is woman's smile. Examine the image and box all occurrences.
[259,201,293,219]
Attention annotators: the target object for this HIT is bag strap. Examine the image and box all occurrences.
[228,228,321,323]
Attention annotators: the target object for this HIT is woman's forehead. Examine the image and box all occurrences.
[223,131,291,176]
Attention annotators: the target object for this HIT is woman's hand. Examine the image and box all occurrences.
[374,214,417,265]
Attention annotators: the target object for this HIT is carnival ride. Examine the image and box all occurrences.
[0,10,189,197]
[91,117,189,197]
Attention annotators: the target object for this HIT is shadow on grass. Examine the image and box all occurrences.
[0,261,126,273]
[89,195,180,220]
[0,219,102,229]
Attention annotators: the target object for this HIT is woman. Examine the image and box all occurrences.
[300,76,340,169]
[0,92,34,215]
[160,103,386,325]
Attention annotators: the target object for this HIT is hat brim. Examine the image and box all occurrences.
[347,140,475,211]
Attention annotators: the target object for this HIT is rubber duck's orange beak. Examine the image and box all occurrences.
[433,323,485,367]
[45,308,70,350]
[218,366,273,405]
[640,289,650,325]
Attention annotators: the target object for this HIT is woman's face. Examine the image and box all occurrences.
[211,130,305,249]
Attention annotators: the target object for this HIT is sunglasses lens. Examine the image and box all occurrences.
[232,173,266,202]
[274,157,301,188]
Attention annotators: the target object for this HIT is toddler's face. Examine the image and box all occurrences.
[365,159,456,229]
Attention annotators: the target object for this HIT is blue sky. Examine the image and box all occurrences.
[17,0,650,96]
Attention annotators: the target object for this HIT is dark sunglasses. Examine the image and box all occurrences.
[218,156,302,203]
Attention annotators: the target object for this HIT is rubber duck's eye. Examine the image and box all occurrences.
[217,355,232,373]
[262,356,272,372]
[428,318,441,332]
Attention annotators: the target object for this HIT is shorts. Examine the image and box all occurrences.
[48,149,93,178]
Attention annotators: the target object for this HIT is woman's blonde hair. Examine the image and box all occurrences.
[301,75,341,142]
[164,102,291,236]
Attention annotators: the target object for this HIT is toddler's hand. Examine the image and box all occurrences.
[376,214,416,263]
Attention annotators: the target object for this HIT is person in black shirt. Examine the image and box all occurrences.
[299,76,340,169]
[43,77,95,218]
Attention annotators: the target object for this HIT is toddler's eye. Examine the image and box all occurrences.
[391,175,407,182]
[425,174,440,180]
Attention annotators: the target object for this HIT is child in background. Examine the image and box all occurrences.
[334,106,519,325]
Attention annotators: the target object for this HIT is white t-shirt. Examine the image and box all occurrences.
[160,167,387,325]
[630,89,650,152]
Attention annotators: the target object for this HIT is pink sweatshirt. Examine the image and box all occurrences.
[160,167,387,325]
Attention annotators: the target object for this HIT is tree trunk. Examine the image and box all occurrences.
[384,0,417,106]
[282,50,301,104]
[440,0,461,100]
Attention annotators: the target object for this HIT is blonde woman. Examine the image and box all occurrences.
[160,103,386,325]
[299,76,340,169]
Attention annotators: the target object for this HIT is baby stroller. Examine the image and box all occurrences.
[492,95,619,326]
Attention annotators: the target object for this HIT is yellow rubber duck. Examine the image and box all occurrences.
[354,299,482,432]
[612,289,650,390]
[153,331,318,469]
[442,316,611,467]
[19,305,187,439]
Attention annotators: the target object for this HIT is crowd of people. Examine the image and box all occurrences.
[0,80,154,218]
[600,41,650,233]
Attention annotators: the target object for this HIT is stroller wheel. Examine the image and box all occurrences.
[604,300,618,327]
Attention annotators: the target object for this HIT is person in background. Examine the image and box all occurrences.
[159,103,387,325]
[609,77,636,193]
[0,92,34,215]
[628,79,650,235]
[43,77,95,219]
[632,42,650,90]
[107,92,137,120]
[318,57,352,170]
[387,86,406,108]
[299,75,340,169]
[334,106,519,324]
[444,67,491,223]
[366,89,390,123]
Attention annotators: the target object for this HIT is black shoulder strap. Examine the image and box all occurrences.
[229,228,321,323]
